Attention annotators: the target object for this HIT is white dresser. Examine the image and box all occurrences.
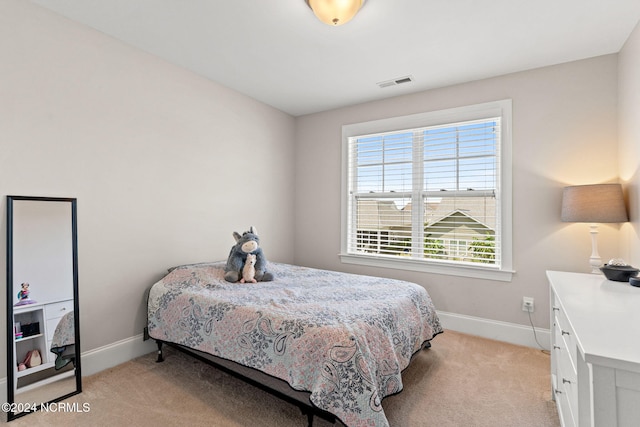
[547,271,640,427]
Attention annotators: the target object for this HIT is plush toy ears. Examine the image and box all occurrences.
[233,226,258,242]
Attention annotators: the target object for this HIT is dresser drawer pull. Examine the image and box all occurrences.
[562,378,572,385]
[561,330,570,336]
[552,306,560,312]
[554,388,563,394]
[553,345,561,350]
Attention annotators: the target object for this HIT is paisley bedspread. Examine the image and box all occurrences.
[50,310,75,370]
[147,262,442,427]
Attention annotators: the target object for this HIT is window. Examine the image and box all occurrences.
[341,100,513,281]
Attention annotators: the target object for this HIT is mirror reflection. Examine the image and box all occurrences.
[6,196,81,420]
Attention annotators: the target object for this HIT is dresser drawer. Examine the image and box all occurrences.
[554,365,577,427]
[553,319,577,374]
[553,302,577,371]
[45,300,73,341]
[558,355,578,420]
[45,300,73,320]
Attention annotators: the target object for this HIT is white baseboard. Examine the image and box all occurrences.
[81,333,157,376]
[437,310,550,351]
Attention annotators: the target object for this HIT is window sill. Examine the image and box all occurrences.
[339,253,514,282]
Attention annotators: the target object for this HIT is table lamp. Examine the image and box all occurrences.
[561,183,628,273]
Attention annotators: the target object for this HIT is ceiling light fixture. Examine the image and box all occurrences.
[305,0,365,26]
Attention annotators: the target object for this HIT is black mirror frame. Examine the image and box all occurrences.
[6,196,81,421]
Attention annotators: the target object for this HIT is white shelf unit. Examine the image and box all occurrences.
[12,299,73,393]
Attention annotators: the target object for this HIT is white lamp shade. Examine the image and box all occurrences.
[561,184,628,223]
[306,0,364,26]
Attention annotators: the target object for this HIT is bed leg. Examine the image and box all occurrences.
[299,407,314,427]
[155,340,164,363]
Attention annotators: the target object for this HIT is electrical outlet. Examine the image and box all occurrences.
[522,297,534,312]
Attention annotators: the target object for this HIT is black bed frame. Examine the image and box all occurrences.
[145,329,432,427]
[147,335,338,427]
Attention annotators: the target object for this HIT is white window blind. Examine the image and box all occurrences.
[342,101,512,279]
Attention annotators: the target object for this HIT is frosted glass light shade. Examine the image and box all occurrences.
[306,0,364,26]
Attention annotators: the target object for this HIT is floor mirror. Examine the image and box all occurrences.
[6,196,81,421]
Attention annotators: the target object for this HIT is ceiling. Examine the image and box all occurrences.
[30,0,640,117]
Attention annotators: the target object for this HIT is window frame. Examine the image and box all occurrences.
[340,100,514,281]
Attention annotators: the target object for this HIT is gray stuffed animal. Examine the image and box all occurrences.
[224,226,274,282]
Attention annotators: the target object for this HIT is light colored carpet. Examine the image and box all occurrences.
[6,330,559,426]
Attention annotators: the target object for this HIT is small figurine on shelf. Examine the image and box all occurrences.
[15,282,36,306]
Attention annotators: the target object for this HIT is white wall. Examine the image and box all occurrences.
[619,20,640,265]
[0,0,296,377]
[294,55,621,330]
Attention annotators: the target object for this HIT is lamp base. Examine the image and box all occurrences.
[589,224,602,274]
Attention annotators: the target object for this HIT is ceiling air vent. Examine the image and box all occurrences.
[377,75,414,88]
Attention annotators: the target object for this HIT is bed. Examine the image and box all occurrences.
[146,261,443,427]
[50,310,76,370]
